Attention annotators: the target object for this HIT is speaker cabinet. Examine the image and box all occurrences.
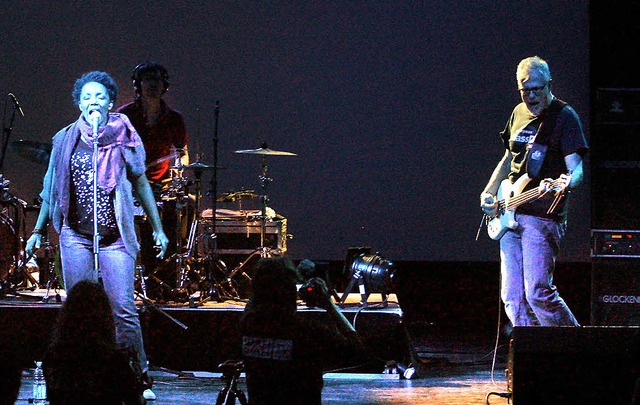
[591,89,640,229]
[509,326,639,404]
[591,258,640,326]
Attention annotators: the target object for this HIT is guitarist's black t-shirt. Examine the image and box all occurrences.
[500,98,588,221]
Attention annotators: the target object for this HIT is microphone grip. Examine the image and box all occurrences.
[89,111,101,137]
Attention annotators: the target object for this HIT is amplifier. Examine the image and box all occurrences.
[591,229,640,258]
[591,257,640,326]
[201,218,288,255]
[595,88,640,123]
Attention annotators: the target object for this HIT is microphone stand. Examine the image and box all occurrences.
[0,93,20,174]
[209,100,220,234]
[203,100,224,302]
[91,113,102,284]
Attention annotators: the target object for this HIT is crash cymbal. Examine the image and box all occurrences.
[217,189,259,202]
[10,140,52,165]
[176,161,225,172]
[235,143,297,156]
[147,148,188,169]
[147,152,178,169]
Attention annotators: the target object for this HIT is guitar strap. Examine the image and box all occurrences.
[526,98,567,178]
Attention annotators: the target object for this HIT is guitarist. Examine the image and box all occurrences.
[480,56,588,327]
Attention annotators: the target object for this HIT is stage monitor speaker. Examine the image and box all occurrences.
[591,257,640,326]
[508,326,639,405]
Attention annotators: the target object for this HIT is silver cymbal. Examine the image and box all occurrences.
[234,145,297,156]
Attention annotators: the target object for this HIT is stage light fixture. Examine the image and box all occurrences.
[339,251,396,307]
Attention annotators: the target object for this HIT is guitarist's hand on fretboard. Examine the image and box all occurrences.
[544,173,572,214]
[538,173,571,196]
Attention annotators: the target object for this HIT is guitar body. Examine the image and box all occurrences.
[487,175,532,240]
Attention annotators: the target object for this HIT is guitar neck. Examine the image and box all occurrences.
[503,188,541,210]
[500,178,562,211]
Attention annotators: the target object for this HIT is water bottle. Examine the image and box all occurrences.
[32,361,47,405]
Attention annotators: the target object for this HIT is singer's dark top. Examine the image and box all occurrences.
[68,138,118,237]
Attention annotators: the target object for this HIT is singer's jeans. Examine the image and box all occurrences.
[59,225,148,372]
[499,214,579,327]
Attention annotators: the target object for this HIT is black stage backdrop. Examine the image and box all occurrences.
[0,1,590,262]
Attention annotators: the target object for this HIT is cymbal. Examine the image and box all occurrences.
[176,161,225,172]
[234,145,297,156]
[146,152,178,169]
[10,140,52,165]
[217,190,259,202]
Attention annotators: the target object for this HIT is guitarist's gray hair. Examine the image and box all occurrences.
[516,56,552,83]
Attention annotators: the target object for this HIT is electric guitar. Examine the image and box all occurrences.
[486,175,563,240]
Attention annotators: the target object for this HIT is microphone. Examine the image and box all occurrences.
[8,93,25,116]
[89,110,101,137]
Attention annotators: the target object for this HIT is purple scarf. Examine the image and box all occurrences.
[50,113,141,224]
[67,114,140,190]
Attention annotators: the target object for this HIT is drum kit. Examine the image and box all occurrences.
[0,139,297,304]
[1,142,59,299]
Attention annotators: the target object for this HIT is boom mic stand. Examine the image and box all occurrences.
[201,100,226,302]
[1,93,24,174]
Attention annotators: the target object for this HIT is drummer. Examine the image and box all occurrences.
[116,61,189,189]
[117,62,189,277]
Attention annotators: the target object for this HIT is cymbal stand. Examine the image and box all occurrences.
[175,165,227,303]
[172,172,190,292]
[181,212,229,303]
[226,155,281,282]
[41,229,61,303]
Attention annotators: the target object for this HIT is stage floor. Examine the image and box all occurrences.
[2,287,513,404]
[13,363,511,405]
[0,289,410,372]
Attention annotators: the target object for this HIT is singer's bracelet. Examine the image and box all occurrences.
[32,228,44,235]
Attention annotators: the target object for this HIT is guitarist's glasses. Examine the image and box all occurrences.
[518,82,549,96]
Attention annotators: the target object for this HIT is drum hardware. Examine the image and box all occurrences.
[227,143,297,281]
[40,230,62,303]
[1,185,38,295]
[169,159,230,304]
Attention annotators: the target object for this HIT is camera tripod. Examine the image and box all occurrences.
[215,360,247,405]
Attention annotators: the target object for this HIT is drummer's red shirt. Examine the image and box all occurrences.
[117,99,188,183]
